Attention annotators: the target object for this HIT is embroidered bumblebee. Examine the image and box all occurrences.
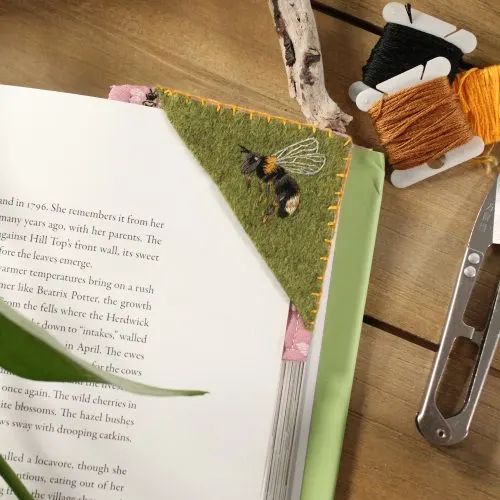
[240,138,326,221]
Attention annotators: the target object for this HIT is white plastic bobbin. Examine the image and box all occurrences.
[353,56,484,188]
[355,57,449,112]
[383,2,477,54]
[348,2,477,103]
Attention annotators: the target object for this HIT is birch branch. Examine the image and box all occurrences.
[268,0,352,133]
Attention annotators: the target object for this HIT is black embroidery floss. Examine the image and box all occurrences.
[362,23,464,88]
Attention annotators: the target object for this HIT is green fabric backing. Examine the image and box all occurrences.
[301,146,385,500]
[157,90,349,328]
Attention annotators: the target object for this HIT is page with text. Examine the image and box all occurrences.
[0,86,289,500]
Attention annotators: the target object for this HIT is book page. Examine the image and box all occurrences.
[0,86,289,500]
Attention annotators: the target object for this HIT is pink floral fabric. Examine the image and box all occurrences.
[107,84,312,361]
[282,306,312,361]
[108,85,159,106]
[108,85,158,104]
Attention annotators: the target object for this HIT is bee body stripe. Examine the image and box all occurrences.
[263,156,279,175]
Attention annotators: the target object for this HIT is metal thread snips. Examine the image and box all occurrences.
[417,177,499,446]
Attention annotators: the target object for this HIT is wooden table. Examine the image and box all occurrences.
[1,1,499,497]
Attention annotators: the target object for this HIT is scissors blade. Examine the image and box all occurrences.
[469,177,497,252]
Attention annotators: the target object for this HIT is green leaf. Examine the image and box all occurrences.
[0,300,206,396]
[0,453,33,500]
[0,299,206,499]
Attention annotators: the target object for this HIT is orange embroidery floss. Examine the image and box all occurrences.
[368,77,474,170]
[453,65,500,146]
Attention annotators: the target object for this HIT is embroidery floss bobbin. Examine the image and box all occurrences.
[454,65,500,175]
[368,76,473,170]
[454,65,500,146]
[363,23,464,88]
[349,2,477,102]
[355,57,484,187]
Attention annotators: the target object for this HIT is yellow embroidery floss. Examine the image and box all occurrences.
[453,65,500,146]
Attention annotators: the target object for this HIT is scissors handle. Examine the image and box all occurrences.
[416,247,499,445]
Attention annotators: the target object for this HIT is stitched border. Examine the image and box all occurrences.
[308,141,351,328]
[156,86,352,331]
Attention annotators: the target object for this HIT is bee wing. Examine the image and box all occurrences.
[275,137,319,160]
[278,155,326,176]
[274,138,326,175]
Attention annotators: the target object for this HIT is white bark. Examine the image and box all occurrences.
[268,0,352,133]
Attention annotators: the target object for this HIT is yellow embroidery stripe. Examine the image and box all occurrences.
[156,86,334,133]
[263,156,278,175]
[309,148,352,329]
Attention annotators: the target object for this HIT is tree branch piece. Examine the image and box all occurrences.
[268,0,352,133]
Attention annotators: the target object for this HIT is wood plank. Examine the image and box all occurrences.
[368,169,494,343]
[0,0,297,118]
[319,0,500,67]
[315,11,380,147]
[336,325,500,499]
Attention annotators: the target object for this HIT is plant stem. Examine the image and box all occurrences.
[0,453,34,500]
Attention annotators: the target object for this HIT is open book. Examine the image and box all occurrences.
[0,85,384,500]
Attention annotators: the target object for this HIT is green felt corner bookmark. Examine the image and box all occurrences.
[157,88,351,330]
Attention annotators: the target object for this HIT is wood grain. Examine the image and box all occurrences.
[319,0,500,67]
[336,325,500,499]
[368,169,493,343]
[0,0,300,118]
